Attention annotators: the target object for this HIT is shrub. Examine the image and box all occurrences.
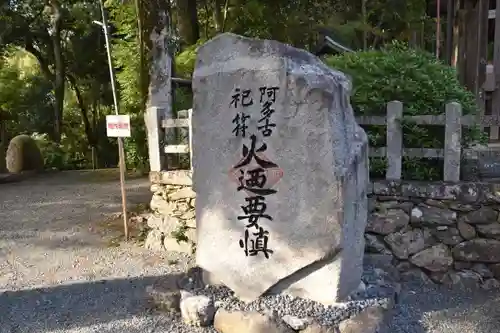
[324,41,485,180]
[6,134,44,173]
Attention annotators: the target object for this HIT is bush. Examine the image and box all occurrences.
[324,42,485,180]
[6,134,44,173]
[32,133,94,170]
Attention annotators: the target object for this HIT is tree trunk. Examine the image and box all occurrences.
[67,75,97,149]
[47,0,65,142]
[177,0,200,45]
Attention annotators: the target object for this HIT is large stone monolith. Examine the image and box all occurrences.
[192,33,369,305]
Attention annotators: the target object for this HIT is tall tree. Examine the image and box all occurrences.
[176,0,200,46]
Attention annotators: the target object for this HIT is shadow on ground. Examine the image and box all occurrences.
[0,274,180,333]
[384,281,500,333]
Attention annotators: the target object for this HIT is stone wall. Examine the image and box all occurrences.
[146,171,196,254]
[368,180,500,288]
[147,171,500,289]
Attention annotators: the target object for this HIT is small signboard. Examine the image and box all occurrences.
[106,115,131,137]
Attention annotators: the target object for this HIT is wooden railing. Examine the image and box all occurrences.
[149,102,500,180]
[356,101,500,181]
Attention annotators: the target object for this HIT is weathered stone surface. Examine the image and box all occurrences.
[366,210,409,235]
[384,229,433,259]
[410,205,457,226]
[430,227,463,245]
[364,234,392,255]
[146,284,181,314]
[214,310,294,333]
[150,170,193,186]
[471,263,493,278]
[147,215,179,234]
[400,269,434,284]
[338,306,388,333]
[302,323,339,333]
[476,223,500,239]
[281,315,311,330]
[193,33,369,304]
[454,261,472,270]
[409,244,453,272]
[145,229,164,252]
[459,207,498,224]
[150,195,176,216]
[163,228,196,254]
[489,263,500,279]
[481,278,500,290]
[169,187,196,201]
[457,221,477,240]
[180,291,215,327]
[452,239,500,263]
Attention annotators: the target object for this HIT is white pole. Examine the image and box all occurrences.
[95,0,129,241]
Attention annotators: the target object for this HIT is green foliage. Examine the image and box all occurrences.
[325,42,484,180]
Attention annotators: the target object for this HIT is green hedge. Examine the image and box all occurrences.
[324,42,485,180]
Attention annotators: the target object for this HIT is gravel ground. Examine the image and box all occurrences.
[2,171,500,333]
[0,170,208,333]
[384,280,500,333]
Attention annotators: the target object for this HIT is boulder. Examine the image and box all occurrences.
[192,33,369,304]
[452,239,500,263]
[409,244,453,272]
[6,134,43,173]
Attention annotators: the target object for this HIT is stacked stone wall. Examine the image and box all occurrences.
[147,171,500,288]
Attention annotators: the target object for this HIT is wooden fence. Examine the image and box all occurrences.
[356,101,500,181]
[148,101,500,181]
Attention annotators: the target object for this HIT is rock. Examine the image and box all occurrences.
[144,229,164,252]
[214,309,293,333]
[282,315,311,330]
[384,228,433,259]
[150,196,176,216]
[454,261,472,270]
[366,210,409,235]
[146,284,180,313]
[302,323,339,333]
[147,215,179,234]
[430,227,463,245]
[409,244,453,272]
[490,263,500,279]
[163,228,197,254]
[411,205,457,226]
[476,223,500,239]
[193,33,369,305]
[180,292,215,327]
[364,234,392,254]
[449,203,478,212]
[459,207,498,224]
[338,306,389,333]
[457,221,477,240]
[471,263,493,278]
[169,187,196,201]
[181,210,196,221]
[481,278,500,290]
[424,199,448,209]
[452,239,500,263]
[400,269,434,284]
[431,270,482,287]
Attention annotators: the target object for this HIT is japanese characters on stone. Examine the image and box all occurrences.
[229,86,282,259]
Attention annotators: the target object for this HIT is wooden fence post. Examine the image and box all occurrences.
[386,101,403,180]
[444,102,462,181]
[188,109,193,171]
[145,106,164,172]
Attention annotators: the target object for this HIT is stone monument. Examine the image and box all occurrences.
[192,33,369,305]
